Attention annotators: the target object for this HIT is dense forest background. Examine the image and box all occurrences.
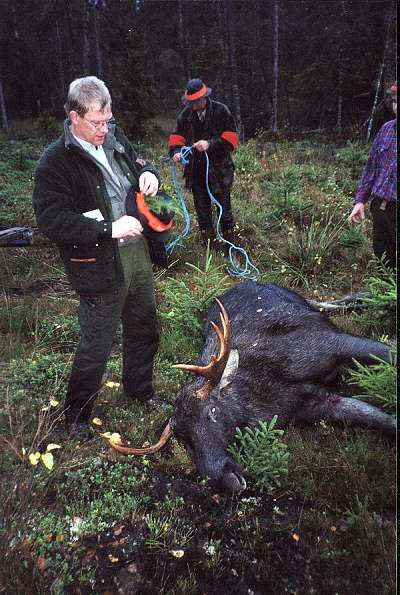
[0,0,397,139]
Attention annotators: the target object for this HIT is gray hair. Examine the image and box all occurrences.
[64,76,112,116]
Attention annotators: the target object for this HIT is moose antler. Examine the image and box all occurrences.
[104,421,173,456]
[172,298,231,399]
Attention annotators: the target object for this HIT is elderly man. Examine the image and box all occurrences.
[168,78,239,248]
[33,76,162,441]
[348,83,397,269]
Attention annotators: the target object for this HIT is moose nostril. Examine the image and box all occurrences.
[222,469,247,493]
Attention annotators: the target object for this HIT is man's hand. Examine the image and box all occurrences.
[112,215,143,239]
[139,171,159,196]
[172,153,181,163]
[193,140,210,152]
[348,203,365,225]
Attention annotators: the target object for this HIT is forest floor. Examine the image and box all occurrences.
[0,122,396,594]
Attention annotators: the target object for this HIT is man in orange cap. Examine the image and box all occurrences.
[168,78,239,249]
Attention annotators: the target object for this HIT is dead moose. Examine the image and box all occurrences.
[108,281,396,492]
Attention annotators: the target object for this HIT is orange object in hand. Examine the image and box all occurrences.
[135,192,173,233]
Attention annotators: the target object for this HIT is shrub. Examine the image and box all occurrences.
[351,262,396,335]
[227,416,289,491]
[158,249,231,361]
[336,140,369,171]
[346,350,397,414]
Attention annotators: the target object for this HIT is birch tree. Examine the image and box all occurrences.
[366,0,394,141]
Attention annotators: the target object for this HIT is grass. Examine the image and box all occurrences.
[0,124,396,594]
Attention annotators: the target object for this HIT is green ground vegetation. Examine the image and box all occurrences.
[0,122,396,594]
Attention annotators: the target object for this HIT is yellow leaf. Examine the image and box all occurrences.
[108,554,119,563]
[41,406,50,412]
[105,381,120,389]
[169,549,184,558]
[109,433,122,445]
[92,417,103,426]
[292,533,300,542]
[49,399,59,407]
[29,453,40,466]
[46,443,61,452]
[41,452,54,471]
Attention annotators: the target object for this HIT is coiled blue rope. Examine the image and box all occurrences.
[167,145,259,280]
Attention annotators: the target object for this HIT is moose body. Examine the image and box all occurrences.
[109,281,395,492]
[170,282,396,492]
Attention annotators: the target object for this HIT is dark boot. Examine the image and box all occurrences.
[200,226,216,248]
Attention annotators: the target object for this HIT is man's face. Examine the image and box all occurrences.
[392,97,397,116]
[69,103,113,145]
[190,98,207,112]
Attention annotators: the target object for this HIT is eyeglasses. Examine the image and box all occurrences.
[82,116,115,130]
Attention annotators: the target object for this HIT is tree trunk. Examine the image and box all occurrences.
[224,0,241,137]
[336,0,345,135]
[56,19,66,100]
[178,0,191,80]
[271,0,279,133]
[366,1,394,141]
[94,9,103,78]
[83,0,91,74]
[0,76,8,130]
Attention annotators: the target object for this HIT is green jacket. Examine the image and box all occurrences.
[33,121,160,294]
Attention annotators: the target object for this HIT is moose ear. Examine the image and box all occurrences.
[219,349,239,389]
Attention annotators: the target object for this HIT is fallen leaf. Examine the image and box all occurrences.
[49,399,59,407]
[292,533,300,542]
[92,417,103,426]
[38,557,46,571]
[108,554,119,563]
[169,549,185,558]
[41,452,54,471]
[46,443,61,452]
[29,452,40,466]
[113,524,125,536]
[330,526,337,532]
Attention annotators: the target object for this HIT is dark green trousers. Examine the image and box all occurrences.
[65,237,160,423]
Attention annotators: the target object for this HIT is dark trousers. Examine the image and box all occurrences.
[192,177,235,232]
[370,197,397,269]
[64,237,160,423]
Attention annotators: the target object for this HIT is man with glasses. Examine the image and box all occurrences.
[348,83,397,270]
[33,76,163,441]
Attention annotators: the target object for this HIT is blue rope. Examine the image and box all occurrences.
[165,157,191,254]
[167,145,260,280]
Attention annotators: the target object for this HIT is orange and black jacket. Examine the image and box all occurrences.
[168,99,238,193]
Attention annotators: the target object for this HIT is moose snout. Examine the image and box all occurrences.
[194,448,247,493]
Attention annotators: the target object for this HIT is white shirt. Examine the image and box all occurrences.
[72,132,120,184]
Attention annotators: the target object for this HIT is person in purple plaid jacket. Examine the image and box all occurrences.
[348,83,397,269]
